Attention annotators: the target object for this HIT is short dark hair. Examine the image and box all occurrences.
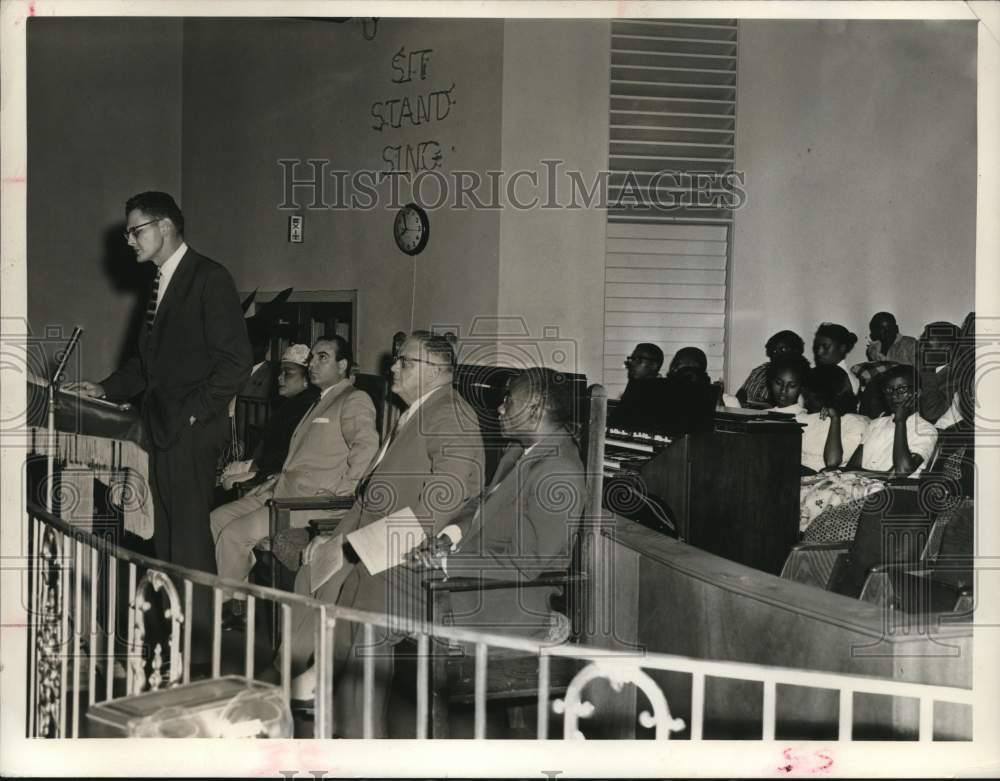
[804,364,856,415]
[510,367,576,437]
[765,330,805,354]
[125,191,184,235]
[870,311,897,328]
[669,346,708,373]
[815,322,858,352]
[881,363,917,388]
[314,334,353,372]
[766,353,811,383]
[633,342,664,370]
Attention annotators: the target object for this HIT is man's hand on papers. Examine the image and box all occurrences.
[405,534,452,571]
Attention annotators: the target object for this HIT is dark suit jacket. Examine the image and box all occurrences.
[101,248,252,450]
[240,361,274,402]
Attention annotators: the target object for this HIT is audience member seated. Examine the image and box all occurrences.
[765,354,810,415]
[864,311,918,366]
[852,361,896,419]
[608,342,665,430]
[850,364,939,477]
[916,320,958,421]
[829,370,975,600]
[800,365,938,543]
[917,318,970,426]
[736,329,805,408]
[665,346,730,423]
[812,322,860,395]
[209,335,379,630]
[798,364,868,474]
[849,312,919,418]
[274,331,485,736]
[220,344,319,490]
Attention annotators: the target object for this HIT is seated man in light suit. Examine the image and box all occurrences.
[281,331,486,730]
[210,335,379,630]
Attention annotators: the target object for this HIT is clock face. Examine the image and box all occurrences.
[393,203,429,256]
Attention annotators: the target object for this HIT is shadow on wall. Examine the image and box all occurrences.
[100,222,154,370]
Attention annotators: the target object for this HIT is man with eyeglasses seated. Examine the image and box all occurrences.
[274,330,485,733]
[608,342,665,430]
[210,335,379,630]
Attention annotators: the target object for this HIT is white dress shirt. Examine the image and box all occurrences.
[861,413,938,477]
[154,241,188,309]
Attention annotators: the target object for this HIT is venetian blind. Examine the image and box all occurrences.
[604,19,737,396]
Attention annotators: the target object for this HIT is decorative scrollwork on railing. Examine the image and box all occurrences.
[128,570,185,693]
[552,660,686,740]
[35,527,63,738]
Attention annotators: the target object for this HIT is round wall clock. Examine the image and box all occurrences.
[393,203,430,256]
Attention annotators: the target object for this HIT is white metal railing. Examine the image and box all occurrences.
[26,501,974,740]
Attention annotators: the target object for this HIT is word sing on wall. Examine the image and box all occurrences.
[371,46,456,175]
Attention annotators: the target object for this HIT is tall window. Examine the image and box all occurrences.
[604,19,737,397]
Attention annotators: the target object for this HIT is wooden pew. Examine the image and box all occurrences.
[583,515,972,740]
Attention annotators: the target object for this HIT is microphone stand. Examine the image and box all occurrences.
[46,327,83,513]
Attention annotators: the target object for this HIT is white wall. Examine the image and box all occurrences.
[730,20,977,386]
[496,20,610,383]
[180,18,504,372]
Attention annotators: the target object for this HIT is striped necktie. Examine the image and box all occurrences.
[145,270,161,331]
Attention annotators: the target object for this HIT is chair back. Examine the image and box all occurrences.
[234,396,272,458]
[925,497,973,566]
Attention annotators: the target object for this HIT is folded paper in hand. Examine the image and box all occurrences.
[309,533,344,593]
[346,507,426,576]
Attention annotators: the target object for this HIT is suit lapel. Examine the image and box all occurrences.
[362,386,450,482]
[148,249,196,349]
[285,381,349,462]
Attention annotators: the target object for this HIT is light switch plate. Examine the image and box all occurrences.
[288,215,304,243]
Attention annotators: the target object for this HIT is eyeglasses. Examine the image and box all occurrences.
[624,356,653,366]
[122,218,161,241]
[395,355,450,369]
[884,385,914,397]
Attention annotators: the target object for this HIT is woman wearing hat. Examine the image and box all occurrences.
[220,343,318,490]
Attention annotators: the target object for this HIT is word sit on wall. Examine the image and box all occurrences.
[370,46,456,175]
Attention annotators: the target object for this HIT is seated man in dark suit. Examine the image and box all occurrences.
[609,342,665,430]
[287,366,585,737]
[220,343,319,490]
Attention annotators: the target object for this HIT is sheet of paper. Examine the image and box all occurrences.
[346,507,427,576]
[309,533,344,593]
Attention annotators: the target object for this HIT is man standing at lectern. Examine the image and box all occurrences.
[68,191,252,575]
